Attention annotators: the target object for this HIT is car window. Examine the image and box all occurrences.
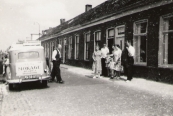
[18,51,39,59]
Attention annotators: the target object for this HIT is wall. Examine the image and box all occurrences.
[42,3,173,84]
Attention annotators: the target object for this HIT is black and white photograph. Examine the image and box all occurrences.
[0,0,173,116]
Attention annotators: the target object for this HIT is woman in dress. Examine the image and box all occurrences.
[111,44,122,79]
[92,45,102,78]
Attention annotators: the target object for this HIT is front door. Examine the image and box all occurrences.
[107,38,114,54]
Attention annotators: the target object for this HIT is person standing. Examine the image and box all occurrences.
[101,44,109,76]
[92,45,102,78]
[51,44,64,83]
[108,58,115,79]
[2,54,9,77]
[125,40,135,82]
[113,45,122,79]
[109,44,122,79]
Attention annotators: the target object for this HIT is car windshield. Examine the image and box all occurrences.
[18,51,39,59]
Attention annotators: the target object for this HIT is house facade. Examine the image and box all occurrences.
[39,0,173,84]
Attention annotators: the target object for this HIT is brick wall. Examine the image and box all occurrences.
[42,3,173,84]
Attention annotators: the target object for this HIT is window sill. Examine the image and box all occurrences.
[158,64,173,69]
[134,62,147,66]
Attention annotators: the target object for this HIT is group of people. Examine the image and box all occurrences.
[92,40,135,82]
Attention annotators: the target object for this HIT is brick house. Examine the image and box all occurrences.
[39,0,173,84]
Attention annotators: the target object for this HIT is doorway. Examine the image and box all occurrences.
[107,38,114,54]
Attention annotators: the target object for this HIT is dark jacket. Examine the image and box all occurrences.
[121,48,128,66]
[55,50,61,62]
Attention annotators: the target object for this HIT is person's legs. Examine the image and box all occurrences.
[101,58,106,76]
[110,69,114,79]
[50,61,56,81]
[55,62,63,82]
[114,70,116,77]
[106,67,110,77]
[116,71,120,79]
[93,68,97,78]
[127,57,134,81]
[3,65,5,74]
[128,65,133,80]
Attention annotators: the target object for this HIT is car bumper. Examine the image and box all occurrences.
[7,76,51,84]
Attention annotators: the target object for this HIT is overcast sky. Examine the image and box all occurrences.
[0,0,106,51]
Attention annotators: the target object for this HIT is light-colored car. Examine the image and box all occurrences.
[6,41,50,90]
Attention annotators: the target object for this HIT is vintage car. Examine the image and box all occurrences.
[6,40,50,90]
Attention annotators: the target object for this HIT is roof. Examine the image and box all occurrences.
[39,0,165,41]
[9,41,43,51]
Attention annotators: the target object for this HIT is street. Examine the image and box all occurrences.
[0,66,173,116]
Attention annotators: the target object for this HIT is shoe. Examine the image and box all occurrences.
[126,80,130,82]
[57,80,64,84]
[110,76,114,79]
[116,77,120,80]
[49,79,54,82]
[93,76,96,78]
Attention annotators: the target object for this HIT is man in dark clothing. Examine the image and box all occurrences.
[121,48,128,76]
[125,40,135,82]
[51,44,64,83]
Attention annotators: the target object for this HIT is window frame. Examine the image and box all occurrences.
[115,25,125,50]
[159,13,173,68]
[84,32,90,61]
[94,30,101,51]
[74,35,79,59]
[107,28,115,39]
[68,36,72,59]
[133,19,148,66]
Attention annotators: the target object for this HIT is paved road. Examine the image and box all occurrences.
[0,67,173,116]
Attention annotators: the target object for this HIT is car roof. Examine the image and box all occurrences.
[8,41,44,51]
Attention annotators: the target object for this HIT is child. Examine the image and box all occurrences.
[92,45,102,78]
[105,55,111,77]
[108,58,115,79]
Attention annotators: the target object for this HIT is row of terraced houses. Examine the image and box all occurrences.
[39,0,173,84]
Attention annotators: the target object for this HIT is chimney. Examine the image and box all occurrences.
[60,19,65,24]
[85,4,92,12]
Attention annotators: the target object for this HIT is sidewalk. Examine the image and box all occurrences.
[61,64,173,98]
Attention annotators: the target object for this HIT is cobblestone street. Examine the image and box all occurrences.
[0,65,173,116]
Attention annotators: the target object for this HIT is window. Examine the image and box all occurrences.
[84,33,90,60]
[59,39,62,45]
[47,43,49,59]
[94,31,101,49]
[68,37,72,59]
[18,52,39,59]
[107,28,115,54]
[50,42,53,60]
[159,14,173,66]
[115,25,125,50]
[133,20,148,64]
[108,29,115,38]
[59,39,62,56]
[75,35,79,59]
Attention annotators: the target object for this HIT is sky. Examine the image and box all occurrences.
[0,0,106,51]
